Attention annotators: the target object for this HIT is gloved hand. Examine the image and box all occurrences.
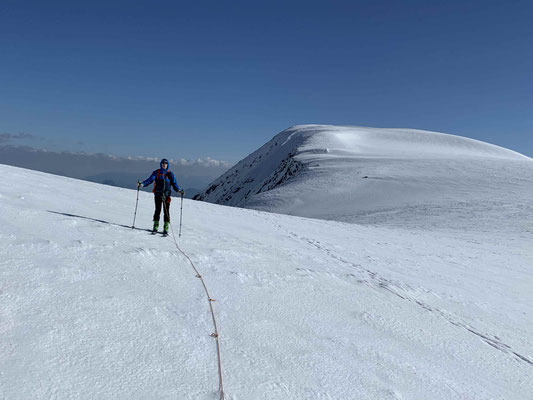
[137,181,142,188]
[179,189,185,196]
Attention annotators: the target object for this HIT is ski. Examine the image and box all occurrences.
[149,231,168,237]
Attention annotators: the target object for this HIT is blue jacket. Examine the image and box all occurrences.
[142,163,180,196]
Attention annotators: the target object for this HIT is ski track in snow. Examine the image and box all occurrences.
[265,215,533,368]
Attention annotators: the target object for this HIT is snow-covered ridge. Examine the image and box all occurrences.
[195,125,531,228]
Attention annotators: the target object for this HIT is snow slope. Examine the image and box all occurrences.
[195,125,531,233]
[1,159,532,399]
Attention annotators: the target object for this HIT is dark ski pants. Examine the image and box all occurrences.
[153,194,171,223]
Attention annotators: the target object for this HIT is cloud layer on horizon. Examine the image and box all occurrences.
[125,155,232,168]
[0,132,36,143]
[0,145,233,192]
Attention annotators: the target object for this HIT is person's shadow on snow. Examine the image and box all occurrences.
[47,210,152,233]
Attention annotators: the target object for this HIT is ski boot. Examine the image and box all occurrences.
[152,220,159,234]
[163,222,170,236]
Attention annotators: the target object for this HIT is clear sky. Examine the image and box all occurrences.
[1,0,532,162]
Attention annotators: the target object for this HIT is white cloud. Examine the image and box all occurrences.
[174,157,233,168]
[126,155,232,168]
[126,156,160,162]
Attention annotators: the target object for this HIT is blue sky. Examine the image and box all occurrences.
[1,0,532,162]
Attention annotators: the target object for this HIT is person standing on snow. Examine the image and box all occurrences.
[138,159,184,235]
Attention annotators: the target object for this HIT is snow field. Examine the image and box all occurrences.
[1,159,532,399]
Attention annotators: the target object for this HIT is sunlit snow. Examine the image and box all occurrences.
[1,125,532,399]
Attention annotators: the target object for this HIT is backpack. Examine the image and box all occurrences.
[152,169,172,193]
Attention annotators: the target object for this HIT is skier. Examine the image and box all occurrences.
[138,159,183,235]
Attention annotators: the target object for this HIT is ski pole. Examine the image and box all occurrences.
[132,182,141,229]
[179,191,184,237]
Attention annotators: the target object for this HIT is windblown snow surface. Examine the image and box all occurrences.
[2,125,533,400]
